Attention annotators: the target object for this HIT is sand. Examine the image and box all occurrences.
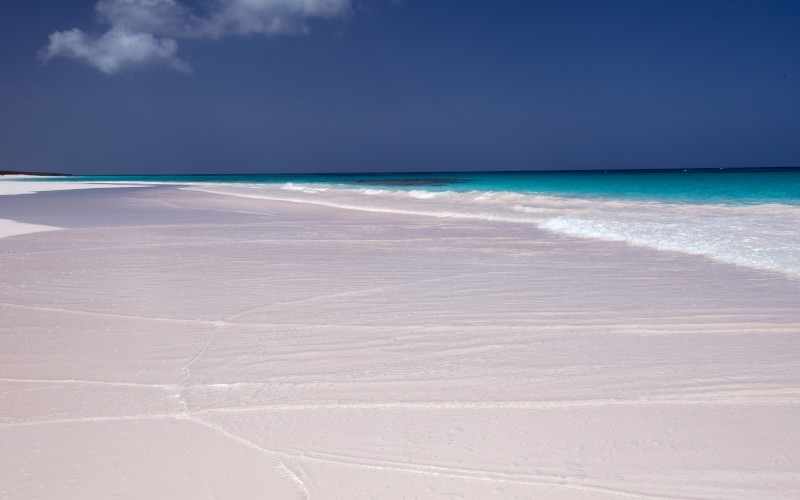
[1,181,799,499]
[0,179,144,238]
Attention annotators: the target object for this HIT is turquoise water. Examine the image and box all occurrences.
[18,168,800,275]
[40,167,800,205]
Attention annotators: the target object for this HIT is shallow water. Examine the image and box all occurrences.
[36,168,800,276]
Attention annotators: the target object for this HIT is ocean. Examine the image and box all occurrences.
[34,168,800,276]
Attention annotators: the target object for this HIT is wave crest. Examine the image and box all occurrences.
[186,183,800,276]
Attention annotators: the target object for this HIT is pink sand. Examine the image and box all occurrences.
[1,181,799,499]
[0,179,141,238]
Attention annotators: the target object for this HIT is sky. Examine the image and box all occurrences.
[1,0,799,175]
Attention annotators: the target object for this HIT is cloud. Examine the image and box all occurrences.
[41,0,352,74]
[95,0,197,36]
[42,28,191,74]
[201,0,353,38]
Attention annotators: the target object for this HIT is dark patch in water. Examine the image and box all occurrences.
[0,170,71,176]
[342,178,470,187]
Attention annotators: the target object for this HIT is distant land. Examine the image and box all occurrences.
[0,170,71,177]
[1,167,799,177]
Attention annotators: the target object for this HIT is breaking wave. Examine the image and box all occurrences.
[186,182,800,276]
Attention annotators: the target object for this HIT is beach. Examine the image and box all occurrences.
[1,180,799,499]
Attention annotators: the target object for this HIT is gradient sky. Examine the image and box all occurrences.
[1,0,799,174]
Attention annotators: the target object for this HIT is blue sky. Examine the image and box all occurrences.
[1,0,799,174]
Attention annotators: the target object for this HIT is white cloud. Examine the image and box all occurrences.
[200,0,352,37]
[41,0,352,74]
[41,28,191,75]
[95,0,196,36]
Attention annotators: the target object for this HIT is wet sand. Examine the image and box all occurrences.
[1,182,799,499]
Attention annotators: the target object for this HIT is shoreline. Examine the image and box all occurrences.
[185,181,800,278]
[0,178,143,195]
[6,177,797,278]
[1,182,799,498]
[0,179,147,238]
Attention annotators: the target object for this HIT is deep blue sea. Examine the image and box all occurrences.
[29,168,800,275]
[42,168,800,205]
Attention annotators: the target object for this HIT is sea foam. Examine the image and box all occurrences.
[186,183,800,276]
